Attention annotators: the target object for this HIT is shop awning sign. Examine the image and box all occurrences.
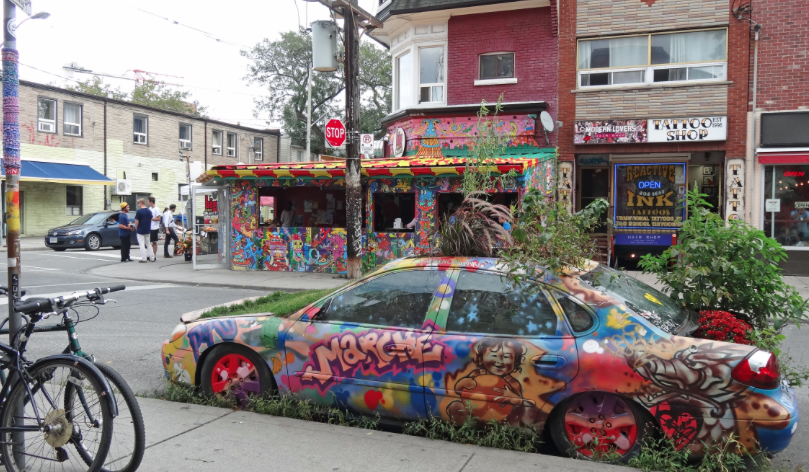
[575,116,727,144]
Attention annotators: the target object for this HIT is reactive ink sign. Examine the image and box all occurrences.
[613,163,686,230]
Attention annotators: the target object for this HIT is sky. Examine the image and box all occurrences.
[15,0,377,131]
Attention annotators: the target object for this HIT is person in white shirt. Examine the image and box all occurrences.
[280,201,296,228]
[148,197,162,256]
[163,204,179,258]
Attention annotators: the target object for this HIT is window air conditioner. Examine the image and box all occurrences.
[179,140,192,150]
[38,121,54,132]
[112,179,132,196]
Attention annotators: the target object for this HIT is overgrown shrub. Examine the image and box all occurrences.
[435,192,513,257]
[639,188,807,330]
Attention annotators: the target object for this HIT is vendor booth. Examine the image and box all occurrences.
[197,156,555,273]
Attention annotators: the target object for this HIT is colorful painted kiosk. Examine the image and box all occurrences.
[198,156,555,274]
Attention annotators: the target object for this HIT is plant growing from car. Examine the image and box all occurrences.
[638,187,808,330]
[434,192,513,258]
[461,94,517,196]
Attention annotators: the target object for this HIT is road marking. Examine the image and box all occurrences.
[29,252,122,260]
[19,265,59,271]
[0,284,178,305]
[21,281,126,289]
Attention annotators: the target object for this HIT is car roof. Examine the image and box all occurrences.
[375,257,599,279]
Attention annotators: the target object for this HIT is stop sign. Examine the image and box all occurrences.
[325,119,346,147]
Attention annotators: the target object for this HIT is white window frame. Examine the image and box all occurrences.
[417,46,445,105]
[63,102,82,137]
[253,137,263,161]
[226,132,237,158]
[391,25,447,112]
[37,97,57,133]
[179,123,192,150]
[212,130,223,155]
[133,115,148,145]
[577,28,728,90]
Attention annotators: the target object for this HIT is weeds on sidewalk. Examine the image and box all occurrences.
[200,288,336,319]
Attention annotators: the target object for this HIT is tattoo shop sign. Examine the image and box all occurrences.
[575,116,727,144]
[613,163,686,230]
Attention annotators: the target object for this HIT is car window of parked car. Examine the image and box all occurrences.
[579,264,689,333]
[550,291,595,333]
[68,213,107,226]
[446,271,558,336]
[322,269,443,329]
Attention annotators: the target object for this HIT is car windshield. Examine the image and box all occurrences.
[68,213,108,225]
[579,264,692,333]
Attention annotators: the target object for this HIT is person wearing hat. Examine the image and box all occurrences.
[117,202,135,262]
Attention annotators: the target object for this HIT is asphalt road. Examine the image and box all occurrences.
[1,247,807,469]
[0,248,265,395]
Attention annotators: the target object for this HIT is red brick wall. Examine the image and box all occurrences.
[748,0,809,112]
[557,1,749,160]
[447,7,558,146]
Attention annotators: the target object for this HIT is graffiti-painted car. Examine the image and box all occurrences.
[162,257,798,462]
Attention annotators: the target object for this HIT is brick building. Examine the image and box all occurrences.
[556,0,752,267]
[1,80,279,237]
[746,0,809,274]
[371,0,559,187]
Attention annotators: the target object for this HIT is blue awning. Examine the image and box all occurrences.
[0,160,114,185]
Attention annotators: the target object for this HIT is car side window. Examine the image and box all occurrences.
[446,271,558,336]
[322,270,443,329]
[551,291,595,333]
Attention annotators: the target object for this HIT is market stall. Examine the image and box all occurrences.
[197,156,555,273]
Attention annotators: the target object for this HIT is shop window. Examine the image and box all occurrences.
[578,29,727,88]
[579,168,609,233]
[374,193,415,232]
[613,163,686,230]
[258,192,276,226]
[259,187,350,228]
[764,165,809,247]
[66,185,82,216]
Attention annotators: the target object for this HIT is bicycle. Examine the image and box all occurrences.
[0,288,120,472]
[3,286,145,472]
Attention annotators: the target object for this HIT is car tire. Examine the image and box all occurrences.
[85,233,101,251]
[52,248,67,252]
[549,391,655,464]
[200,344,274,407]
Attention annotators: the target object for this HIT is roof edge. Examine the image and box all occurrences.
[380,101,548,125]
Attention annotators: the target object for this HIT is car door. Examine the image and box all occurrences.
[426,269,579,430]
[98,213,121,246]
[284,268,446,420]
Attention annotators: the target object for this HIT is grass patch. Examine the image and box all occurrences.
[402,411,543,453]
[200,288,336,319]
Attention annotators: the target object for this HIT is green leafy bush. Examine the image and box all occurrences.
[199,288,336,319]
[639,188,807,330]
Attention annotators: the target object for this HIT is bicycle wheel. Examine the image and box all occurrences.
[67,364,144,472]
[0,359,114,472]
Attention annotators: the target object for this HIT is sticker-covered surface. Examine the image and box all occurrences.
[162,257,799,459]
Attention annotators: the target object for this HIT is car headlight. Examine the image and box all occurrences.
[67,230,83,236]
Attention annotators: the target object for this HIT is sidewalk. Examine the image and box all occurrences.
[2,236,49,252]
[89,254,348,291]
[137,397,622,472]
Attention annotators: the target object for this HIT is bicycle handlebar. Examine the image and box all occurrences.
[13,286,126,315]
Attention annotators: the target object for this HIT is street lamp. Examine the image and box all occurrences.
[9,11,49,35]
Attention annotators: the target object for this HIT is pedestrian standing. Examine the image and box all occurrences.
[117,202,135,262]
[163,204,179,258]
[134,199,156,263]
[148,197,161,256]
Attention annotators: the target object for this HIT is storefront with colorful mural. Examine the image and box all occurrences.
[198,155,555,274]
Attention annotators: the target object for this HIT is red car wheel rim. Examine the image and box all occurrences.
[563,392,638,458]
[210,353,261,402]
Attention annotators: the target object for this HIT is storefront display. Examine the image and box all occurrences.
[613,163,686,230]
[763,164,809,247]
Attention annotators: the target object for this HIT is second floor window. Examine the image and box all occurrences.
[226,132,237,157]
[212,130,223,155]
[134,115,148,144]
[63,103,82,136]
[419,47,444,103]
[179,123,192,149]
[578,29,727,88]
[37,98,56,133]
[480,53,514,80]
[253,138,263,161]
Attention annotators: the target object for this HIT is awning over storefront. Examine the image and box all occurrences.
[0,160,114,185]
[757,152,809,164]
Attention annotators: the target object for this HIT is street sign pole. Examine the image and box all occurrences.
[344,5,362,279]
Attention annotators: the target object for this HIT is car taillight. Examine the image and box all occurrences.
[731,350,781,390]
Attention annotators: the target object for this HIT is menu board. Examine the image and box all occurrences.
[613,163,686,230]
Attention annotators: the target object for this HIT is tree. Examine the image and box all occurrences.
[65,77,207,117]
[243,28,391,155]
[65,77,128,101]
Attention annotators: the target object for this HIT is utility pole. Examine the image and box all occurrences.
[4,0,21,340]
[343,5,362,279]
[306,63,312,162]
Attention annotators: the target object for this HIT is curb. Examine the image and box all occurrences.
[84,269,310,292]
